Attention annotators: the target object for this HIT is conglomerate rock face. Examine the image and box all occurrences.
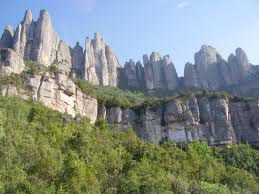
[101,96,259,147]
[1,72,98,123]
[1,10,259,96]
[183,45,254,93]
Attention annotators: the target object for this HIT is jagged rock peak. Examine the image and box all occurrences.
[194,45,218,66]
[5,25,14,35]
[31,9,60,65]
[39,9,49,18]
[0,25,14,48]
[93,32,105,52]
[143,54,149,65]
[150,52,161,62]
[162,54,172,65]
[235,47,250,66]
[22,10,33,24]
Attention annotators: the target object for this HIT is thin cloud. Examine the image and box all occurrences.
[177,1,190,8]
[74,0,97,12]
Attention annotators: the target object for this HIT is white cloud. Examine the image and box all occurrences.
[177,1,190,8]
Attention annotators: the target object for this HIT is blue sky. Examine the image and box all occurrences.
[1,0,259,76]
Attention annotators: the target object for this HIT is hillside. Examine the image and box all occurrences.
[0,96,258,193]
[0,8,259,194]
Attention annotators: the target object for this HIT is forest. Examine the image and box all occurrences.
[0,96,258,193]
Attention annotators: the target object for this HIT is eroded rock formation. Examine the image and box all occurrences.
[2,72,98,122]
[1,9,259,147]
[101,96,259,147]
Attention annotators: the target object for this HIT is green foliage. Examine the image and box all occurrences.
[0,96,258,193]
[75,79,256,109]
[75,79,153,108]
[191,181,231,194]
[47,64,58,73]
[213,144,259,176]
[24,60,47,76]
[0,73,24,90]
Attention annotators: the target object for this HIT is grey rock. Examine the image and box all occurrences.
[194,45,223,89]
[84,37,99,84]
[143,54,155,90]
[227,48,251,83]
[100,49,109,85]
[55,41,72,75]
[31,9,60,65]
[0,25,14,48]
[124,59,138,88]
[136,61,145,88]
[184,62,200,88]
[0,48,24,75]
[72,42,84,77]
[105,96,259,146]
[143,52,179,90]
[105,45,118,86]
[2,72,98,122]
[83,33,119,86]
[13,10,35,59]
[162,55,179,90]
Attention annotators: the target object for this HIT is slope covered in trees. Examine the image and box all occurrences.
[0,96,258,193]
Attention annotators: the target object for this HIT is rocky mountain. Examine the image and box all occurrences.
[1,9,259,146]
[0,10,119,86]
[1,10,259,95]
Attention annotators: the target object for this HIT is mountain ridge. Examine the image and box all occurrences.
[1,9,259,147]
[1,9,259,96]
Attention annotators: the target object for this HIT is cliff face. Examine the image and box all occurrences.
[1,10,259,96]
[1,10,259,146]
[183,45,258,95]
[1,73,98,122]
[101,97,259,147]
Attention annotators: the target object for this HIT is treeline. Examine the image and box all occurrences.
[0,96,258,193]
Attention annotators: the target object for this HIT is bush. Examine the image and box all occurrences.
[0,96,257,193]
[24,60,47,76]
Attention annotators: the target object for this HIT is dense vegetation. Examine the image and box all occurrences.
[0,96,258,193]
[0,58,256,109]
[75,79,256,109]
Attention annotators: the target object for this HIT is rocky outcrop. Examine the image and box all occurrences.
[184,45,254,93]
[122,59,145,89]
[227,48,251,84]
[83,33,119,86]
[1,10,120,87]
[13,10,36,60]
[102,96,259,146]
[163,55,179,90]
[55,41,72,75]
[0,48,25,75]
[185,45,224,89]
[121,53,179,91]
[72,42,84,77]
[0,25,14,48]
[31,10,60,65]
[1,72,98,122]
